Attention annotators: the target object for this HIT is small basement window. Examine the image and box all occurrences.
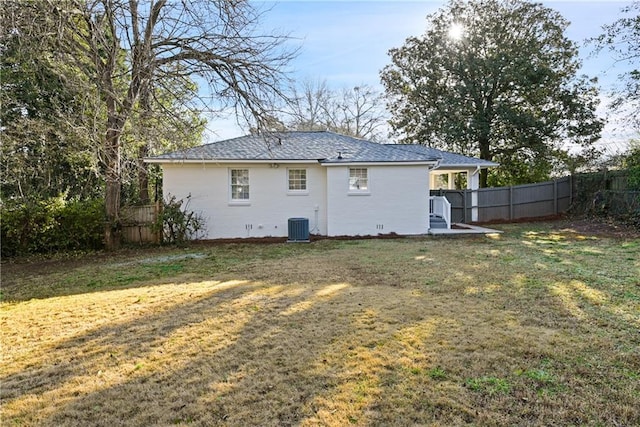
[288,168,307,191]
[230,169,250,201]
[349,167,368,191]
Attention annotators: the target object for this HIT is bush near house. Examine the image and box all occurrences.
[153,195,206,245]
[1,195,209,256]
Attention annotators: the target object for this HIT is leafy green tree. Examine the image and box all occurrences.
[593,1,639,130]
[381,0,603,187]
[622,142,640,190]
[552,146,603,176]
[0,1,102,201]
[1,3,204,207]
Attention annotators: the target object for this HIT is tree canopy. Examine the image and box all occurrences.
[380,0,603,186]
[594,1,640,131]
[1,0,296,249]
[0,1,102,201]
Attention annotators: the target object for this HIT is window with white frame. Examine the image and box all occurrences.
[349,167,368,191]
[288,168,307,191]
[230,169,249,200]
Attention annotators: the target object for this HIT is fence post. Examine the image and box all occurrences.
[569,175,573,208]
[553,179,558,214]
[463,190,468,223]
[154,200,162,244]
[509,186,514,220]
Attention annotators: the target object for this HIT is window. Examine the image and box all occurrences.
[230,169,249,200]
[349,168,368,191]
[288,168,307,191]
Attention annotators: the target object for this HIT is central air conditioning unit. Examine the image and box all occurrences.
[287,217,310,243]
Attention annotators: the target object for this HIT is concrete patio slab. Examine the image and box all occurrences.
[428,223,503,235]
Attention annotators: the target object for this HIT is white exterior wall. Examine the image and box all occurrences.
[325,165,430,236]
[162,163,327,239]
[467,169,480,222]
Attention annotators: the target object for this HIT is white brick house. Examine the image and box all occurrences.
[145,131,496,239]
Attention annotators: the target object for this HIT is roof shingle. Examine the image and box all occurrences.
[146,131,497,167]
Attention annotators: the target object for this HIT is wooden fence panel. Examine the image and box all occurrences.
[512,181,557,219]
[431,177,572,223]
[121,203,161,244]
[477,187,511,222]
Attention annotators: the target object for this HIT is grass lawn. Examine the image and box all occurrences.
[1,220,639,426]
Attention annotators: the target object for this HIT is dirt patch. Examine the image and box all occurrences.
[193,232,405,245]
[451,223,471,230]
[559,218,640,239]
[477,215,640,239]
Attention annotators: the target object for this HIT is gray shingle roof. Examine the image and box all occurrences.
[385,144,499,168]
[146,131,497,167]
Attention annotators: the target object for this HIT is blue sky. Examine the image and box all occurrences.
[208,0,636,153]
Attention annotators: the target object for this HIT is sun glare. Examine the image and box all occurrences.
[448,22,465,41]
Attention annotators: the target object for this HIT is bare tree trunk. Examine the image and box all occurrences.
[137,144,150,204]
[479,136,491,188]
[137,84,152,204]
[104,124,122,250]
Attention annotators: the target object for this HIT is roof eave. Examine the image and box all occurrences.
[144,158,321,165]
[434,162,499,169]
[321,160,439,167]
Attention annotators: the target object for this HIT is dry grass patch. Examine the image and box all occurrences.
[1,220,639,426]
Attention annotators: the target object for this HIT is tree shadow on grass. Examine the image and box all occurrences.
[2,277,366,425]
[2,270,499,426]
[3,232,639,426]
[1,241,345,302]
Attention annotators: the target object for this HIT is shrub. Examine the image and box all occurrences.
[153,195,205,244]
[55,198,105,250]
[1,197,104,257]
[623,148,640,191]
